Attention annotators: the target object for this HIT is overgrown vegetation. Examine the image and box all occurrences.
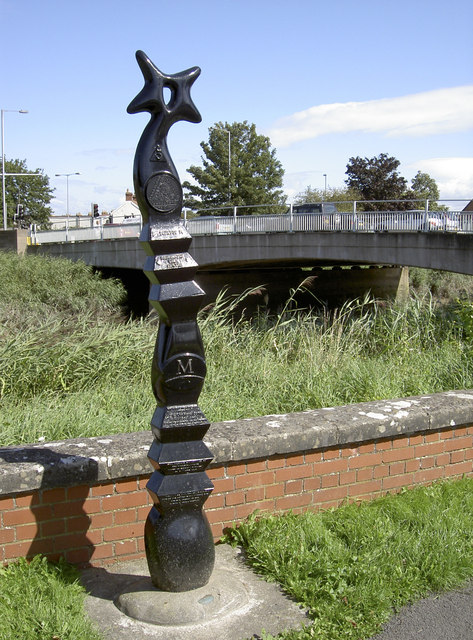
[226,478,473,640]
[1,253,473,446]
[0,556,102,640]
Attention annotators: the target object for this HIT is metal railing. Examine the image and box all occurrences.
[28,201,473,245]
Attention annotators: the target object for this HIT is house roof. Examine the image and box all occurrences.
[110,201,140,218]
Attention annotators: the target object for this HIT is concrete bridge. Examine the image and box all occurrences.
[23,211,473,312]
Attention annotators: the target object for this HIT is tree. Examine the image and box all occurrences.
[183,121,285,215]
[345,153,409,210]
[409,171,447,211]
[1,159,54,227]
[294,185,361,212]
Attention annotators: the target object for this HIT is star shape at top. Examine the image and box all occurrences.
[127,50,202,129]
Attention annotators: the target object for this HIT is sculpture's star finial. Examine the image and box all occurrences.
[127,50,201,130]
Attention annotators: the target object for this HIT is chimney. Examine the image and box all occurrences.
[125,189,136,202]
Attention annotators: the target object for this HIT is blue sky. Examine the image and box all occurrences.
[1,0,472,215]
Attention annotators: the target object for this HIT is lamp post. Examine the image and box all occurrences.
[2,109,28,230]
[55,172,81,222]
[323,173,327,200]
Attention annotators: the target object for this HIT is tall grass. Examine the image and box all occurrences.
[1,252,473,446]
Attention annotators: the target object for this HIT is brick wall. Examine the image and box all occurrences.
[1,416,472,568]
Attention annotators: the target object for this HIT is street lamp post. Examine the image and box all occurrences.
[323,173,327,200]
[55,172,81,222]
[2,109,28,230]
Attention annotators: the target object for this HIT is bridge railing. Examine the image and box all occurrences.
[28,209,473,245]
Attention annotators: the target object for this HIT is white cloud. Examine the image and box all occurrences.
[268,86,473,148]
[409,157,473,201]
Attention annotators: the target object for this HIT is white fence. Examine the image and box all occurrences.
[29,209,473,245]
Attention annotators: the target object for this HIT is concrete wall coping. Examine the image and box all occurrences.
[2,390,473,496]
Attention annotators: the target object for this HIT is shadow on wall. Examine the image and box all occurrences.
[0,447,99,565]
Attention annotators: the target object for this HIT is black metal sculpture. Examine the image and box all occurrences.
[127,50,214,592]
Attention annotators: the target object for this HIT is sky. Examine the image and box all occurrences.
[1,0,472,216]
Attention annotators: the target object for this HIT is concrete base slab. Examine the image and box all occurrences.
[81,544,309,640]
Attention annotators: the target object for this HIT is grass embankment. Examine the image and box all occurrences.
[226,477,473,640]
[2,253,473,445]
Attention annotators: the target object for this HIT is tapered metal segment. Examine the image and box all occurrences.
[128,51,214,591]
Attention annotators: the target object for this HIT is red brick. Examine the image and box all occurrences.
[54,501,89,518]
[210,523,225,539]
[235,471,275,489]
[406,459,421,472]
[415,442,445,458]
[103,524,142,542]
[16,524,39,541]
[313,459,348,474]
[314,486,348,504]
[420,457,435,469]
[374,465,389,479]
[375,439,393,451]
[67,516,91,532]
[342,446,359,458]
[81,499,101,515]
[65,548,91,565]
[426,431,442,442]
[114,540,138,556]
[383,474,413,490]
[205,494,224,509]
[41,488,66,504]
[444,436,473,452]
[227,463,246,476]
[246,487,265,502]
[4,541,35,559]
[304,477,322,491]
[0,497,14,510]
[392,436,410,449]
[265,484,284,498]
[445,461,473,477]
[388,462,405,476]
[286,455,304,466]
[15,494,34,508]
[304,452,322,463]
[90,544,114,560]
[439,429,454,440]
[225,492,245,506]
[276,493,312,511]
[89,512,114,529]
[3,509,33,526]
[102,493,143,511]
[31,504,54,521]
[382,448,414,463]
[357,467,374,482]
[340,470,357,484]
[348,452,383,469]
[247,460,267,473]
[206,467,225,480]
[348,480,382,497]
[454,426,469,437]
[41,519,66,537]
[321,474,339,488]
[206,507,235,525]
[138,477,151,490]
[91,484,114,497]
[66,486,90,501]
[54,533,92,551]
[114,510,137,525]
[359,442,376,454]
[0,528,15,544]
[285,480,303,494]
[323,447,341,460]
[409,434,423,446]
[212,478,234,493]
[115,479,139,493]
[267,457,286,469]
[415,468,445,483]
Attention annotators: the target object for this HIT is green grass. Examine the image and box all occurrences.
[225,477,473,640]
[2,253,473,445]
[0,556,102,640]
